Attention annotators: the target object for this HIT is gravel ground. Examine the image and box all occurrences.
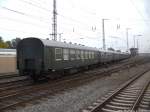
[7,63,150,112]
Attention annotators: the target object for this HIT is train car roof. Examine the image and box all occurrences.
[24,37,99,51]
[99,49,129,54]
[21,37,130,55]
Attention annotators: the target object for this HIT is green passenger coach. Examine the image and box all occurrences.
[17,37,129,81]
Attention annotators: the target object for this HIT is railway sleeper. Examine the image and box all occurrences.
[101,107,120,112]
[104,104,130,110]
[109,101,133,107]
[115,96,137,100]
[119,92,138,96]
[117,93,139,98]
[112,98,135,103]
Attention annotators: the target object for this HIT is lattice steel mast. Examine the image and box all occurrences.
[52,0,57,41]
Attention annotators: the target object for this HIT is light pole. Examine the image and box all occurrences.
[133,34,142,48]
[133,35,136,48]
[136,35,142,49]
[126,28,131,51]
[102,19,109,50]
[137,38,139,49]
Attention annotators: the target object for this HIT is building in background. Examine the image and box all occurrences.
[130,48,139,57]
[0,49,17,74]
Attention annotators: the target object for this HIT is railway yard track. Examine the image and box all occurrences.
[82,68,150,112]
[0,75,29,84]
[0,57,150,112]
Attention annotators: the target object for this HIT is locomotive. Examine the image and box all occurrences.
[17,37,130,81]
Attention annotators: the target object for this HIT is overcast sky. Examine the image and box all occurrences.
[0,0,150,52]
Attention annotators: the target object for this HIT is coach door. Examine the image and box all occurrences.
[24,59,35,70]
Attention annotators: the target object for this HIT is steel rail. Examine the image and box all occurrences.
[131,79,150,111]
[1,57,149,111]
[1,60,147,111]
[86,69,150,112]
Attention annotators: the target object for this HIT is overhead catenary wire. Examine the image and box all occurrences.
[0,6,93,31]
[68,0,150,28]
[0,6,98,38]
[0,6,51,23]
[1,0,148,45]
[1,0,104,33]
[2,0,149,29]
[59,25,100,40]
[0,5,96,33]
[0,26,49,37]
[20,0,52,12]
[65,0,100,20]
[0,3,98,41]
[129,0,150,27]
[28,0,51,6]
[19,0,98,29]
[0,16,50,28]
[58,14,94,29]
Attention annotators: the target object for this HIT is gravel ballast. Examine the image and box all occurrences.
[8,63,150,112]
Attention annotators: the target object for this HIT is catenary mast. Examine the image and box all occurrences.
[52,0,57,41]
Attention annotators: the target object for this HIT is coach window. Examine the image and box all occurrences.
[84,51,86,59]
[63,49,69,60]
[89,52,91,59]
[92,52,94,59]
[94,52,96,58]
[76,50,80,60]
[85,51,88,59]
[55,48,62,61]
[81,51,84,60]
[90,52,92,59]
[101,52,103,57]
[87,51,89,59]
[83,51,86,59]
[70,49,75,60]
[88,51,90,59]
[88,51,91,59]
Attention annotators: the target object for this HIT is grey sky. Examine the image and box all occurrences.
[0,0,149,52]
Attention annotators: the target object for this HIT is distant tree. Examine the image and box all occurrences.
[0,42,9,48]
[0,36,3,42]
[0,36,8,48]
[11,38,21,48]
[5,41,13,48]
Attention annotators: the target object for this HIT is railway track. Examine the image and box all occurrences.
[0,58,133,92]
[0,56,145,95]
[0,55,148,87]
[0,66,129,111]
[82,69,150,112]
[0,57,149,111]
[139,83,150,110]
[0,75,29,84]
[0,73,18,79]
[0,79,33,92]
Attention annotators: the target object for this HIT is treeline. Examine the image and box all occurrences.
[0,36,21,49]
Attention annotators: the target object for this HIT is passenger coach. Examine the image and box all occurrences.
[17,37,100,80]
[17,37,129,81]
